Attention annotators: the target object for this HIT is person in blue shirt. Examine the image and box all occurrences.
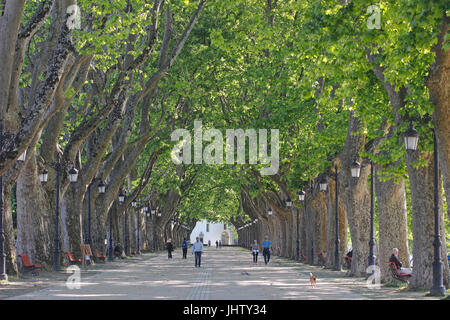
[181,238,189,259]
[192,237,204,267]
[262,236,272,265]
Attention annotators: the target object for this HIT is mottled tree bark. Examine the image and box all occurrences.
[406,151,449,289]
[426,14,449,220]
[16,152,53,269]
[375,165,410,282]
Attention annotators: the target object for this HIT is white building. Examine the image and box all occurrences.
[190,220,236,245]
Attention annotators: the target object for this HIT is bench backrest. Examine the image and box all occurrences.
[386,262,401,275]
[18,254,32,267]
[66,251,75,261]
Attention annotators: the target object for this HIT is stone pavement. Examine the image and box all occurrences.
[5,246,440,300]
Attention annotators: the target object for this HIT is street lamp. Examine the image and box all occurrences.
[320,168,341,271]
[296,190,306,261]
[405,125,446,296]
[350,159,376,273]
[98,181,106,194]
[68,166,79,183]
[136,207,141,255]
[319,176,328,191]
[118,190,125,203]
[86,179,95,248]
[41,155,78,271]
[403,123,419,151]
[285,196,292,208]
[40,169,49,183]
[118,190,128,256]
[298,190,306,201]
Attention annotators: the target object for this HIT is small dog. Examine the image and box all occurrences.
[309,273,317,288]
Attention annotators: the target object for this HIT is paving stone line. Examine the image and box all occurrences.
[186,261,211,300]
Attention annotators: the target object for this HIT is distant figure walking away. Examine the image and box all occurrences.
[181,238,189,259]
[208,240,211,247]
[192,237,204,267]
[389,248,412,275]
[262,236,272,265]
[219,240,222,248]
[166,239,174,259]
[251,240,259,264]
[215,240,219,248]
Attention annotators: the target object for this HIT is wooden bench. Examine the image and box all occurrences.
[94,251,106,262]
[65,251,82,266]
[18,254,41,276]
[386,262,411,282]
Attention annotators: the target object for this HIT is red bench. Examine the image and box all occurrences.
[344,255,352,269]
[65,251,82,266]
[94,251,106,262]
[386,262,411,282]
[18,254,42,276]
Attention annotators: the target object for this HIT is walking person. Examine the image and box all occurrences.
[251,240,259,264]
[181,238,189,259]
[192,237,204,267]
[262,236,272,265]
[166,239,174,259]
[215,240,219,248]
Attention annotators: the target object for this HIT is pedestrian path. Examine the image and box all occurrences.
[5,246,439,300]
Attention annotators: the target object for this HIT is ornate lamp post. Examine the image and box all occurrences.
[41,155,78,271]
[320,168,341,271]
[108,208,114,262]
[285,196,295,259]
[85,179,97,248]
[404,124,445,296]
[297,190,306,260]
[351,159,376,273]
[93,180,105,252]
[118,190,128,256]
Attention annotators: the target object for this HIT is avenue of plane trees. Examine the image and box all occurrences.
[0,0,448,292]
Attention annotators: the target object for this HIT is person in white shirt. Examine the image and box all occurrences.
[192,237,204,267]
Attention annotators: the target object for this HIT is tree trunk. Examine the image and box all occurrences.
[61,186,83,259]
[375,164,410,282]
[406,151,449,289]
[2,182,18,275]
[16,153,53,269]
[311,189,327,265]
[339,112,371,277]
[325,178,348,269]
[426,14,450,220]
